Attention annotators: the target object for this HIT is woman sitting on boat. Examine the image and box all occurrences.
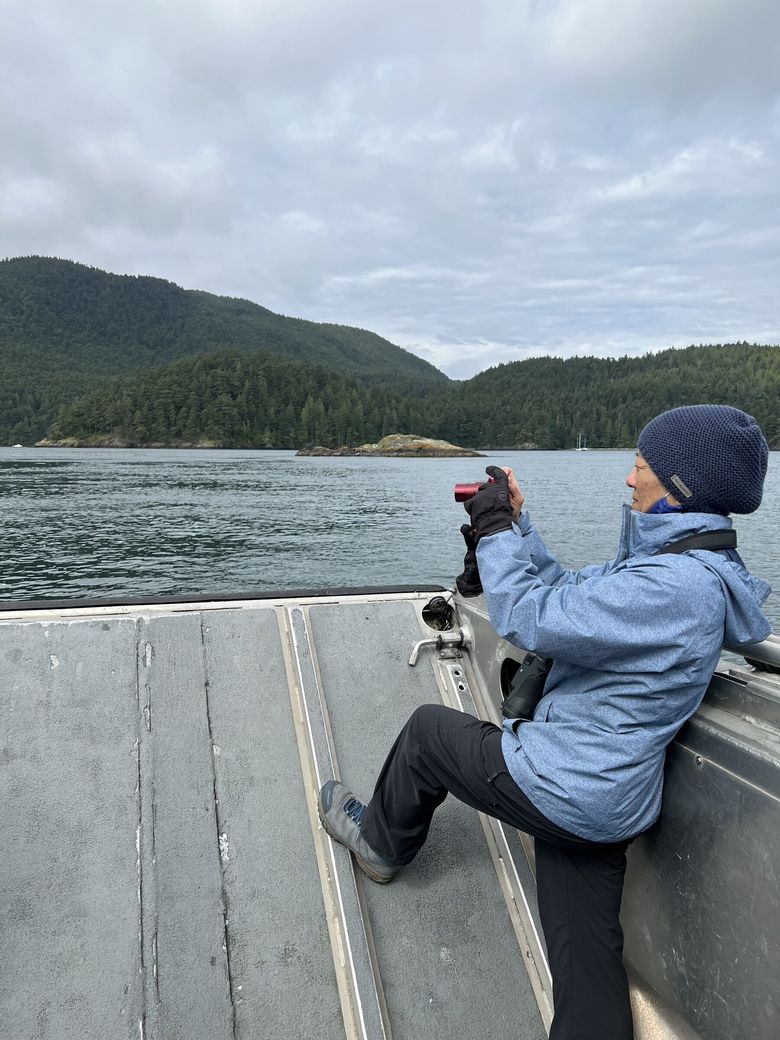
[319,404,772,1040]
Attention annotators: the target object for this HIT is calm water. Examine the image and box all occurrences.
[1,447,778,629]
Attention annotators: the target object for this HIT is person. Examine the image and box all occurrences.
[318,404,772,1040]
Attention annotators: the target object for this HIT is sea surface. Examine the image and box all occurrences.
[1,446,778,631]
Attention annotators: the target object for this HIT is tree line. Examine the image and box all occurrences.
[0,255,446,442]
[45,342,780,450]
[48,349,425,448]
[431,344,780,449]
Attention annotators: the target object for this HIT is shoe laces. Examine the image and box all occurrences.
[343,796,366,826]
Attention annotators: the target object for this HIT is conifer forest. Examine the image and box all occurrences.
[2,257,778,449]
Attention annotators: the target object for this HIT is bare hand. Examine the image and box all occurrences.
[501,466,524,520]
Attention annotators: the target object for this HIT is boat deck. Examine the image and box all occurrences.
[1,592,548,1040]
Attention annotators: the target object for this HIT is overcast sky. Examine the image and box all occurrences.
[2,1,779,378]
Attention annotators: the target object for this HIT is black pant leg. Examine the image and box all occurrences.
[359,703,635,1039]
[360,703,595,864]
[360,702,496,864]
[535,839,634,1040]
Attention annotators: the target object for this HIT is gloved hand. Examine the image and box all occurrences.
[455,524,483,597]
[463,466,514,543]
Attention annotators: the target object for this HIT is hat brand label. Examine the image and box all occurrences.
[670,474,693,499]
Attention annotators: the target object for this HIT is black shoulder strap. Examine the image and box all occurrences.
[654,531,737,556]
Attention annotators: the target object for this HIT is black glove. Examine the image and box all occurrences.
[456,524,483,597]
[463,466,514,542]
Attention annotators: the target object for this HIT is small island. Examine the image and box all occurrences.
[297,434,484,458]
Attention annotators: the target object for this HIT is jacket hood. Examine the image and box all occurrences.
[617,503,772,647]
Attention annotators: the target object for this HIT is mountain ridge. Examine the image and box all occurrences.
[2,257,778,450]
[0,255,447,442]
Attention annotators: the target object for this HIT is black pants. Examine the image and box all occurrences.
[361,704,634,1040]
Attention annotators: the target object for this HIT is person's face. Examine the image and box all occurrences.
[626,453,678,512]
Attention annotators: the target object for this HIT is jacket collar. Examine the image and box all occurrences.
[615,502,733,562]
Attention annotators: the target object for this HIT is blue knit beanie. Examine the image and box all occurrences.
[638,405,768,515]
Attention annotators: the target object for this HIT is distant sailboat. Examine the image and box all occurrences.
[575,432,589,451]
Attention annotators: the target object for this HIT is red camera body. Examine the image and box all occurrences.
[453,477,495,502]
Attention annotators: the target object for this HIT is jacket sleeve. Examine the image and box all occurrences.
[508,511,617,586]
[476,527,716,670]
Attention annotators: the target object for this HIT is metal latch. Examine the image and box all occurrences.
[408,626,472,667]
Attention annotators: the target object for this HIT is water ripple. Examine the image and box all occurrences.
[1,447,777,632]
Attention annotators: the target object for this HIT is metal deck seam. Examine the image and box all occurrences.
[277,604,391,1040]
[200,613,240,1040]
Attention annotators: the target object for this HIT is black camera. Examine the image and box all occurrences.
[502,652,552,725]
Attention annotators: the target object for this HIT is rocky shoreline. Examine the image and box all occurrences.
[35,437,221,449]
[297,434,484,458]
[32,432,484,455]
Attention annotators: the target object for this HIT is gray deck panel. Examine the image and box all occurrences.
[308,600,546,1040]
[288,605,389,1039]
[0,618,141,1039]
[140,613,234,1040]
[201,608,344,1040]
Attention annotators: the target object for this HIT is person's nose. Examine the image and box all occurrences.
[626,467,637,489]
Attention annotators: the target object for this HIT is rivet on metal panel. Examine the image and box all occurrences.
[441,661,474,704]
[695,755,703,767]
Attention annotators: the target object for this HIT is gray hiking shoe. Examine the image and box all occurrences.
[318,780,399,884]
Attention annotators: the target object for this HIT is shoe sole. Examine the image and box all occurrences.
[317,794,396,885]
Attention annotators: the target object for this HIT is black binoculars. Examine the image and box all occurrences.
[502,652,552,724]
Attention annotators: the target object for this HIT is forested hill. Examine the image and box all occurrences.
[432,344,780,449]
[2,259,777,448]
[46,349,425,449]
[0,256,447,442]
[45,342,780,450]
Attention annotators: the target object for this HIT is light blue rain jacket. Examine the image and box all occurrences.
[476,505,772,843]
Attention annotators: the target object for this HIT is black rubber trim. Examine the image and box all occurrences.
[744,657,780,675]
[0,584,449,613]
[654,531,737,555]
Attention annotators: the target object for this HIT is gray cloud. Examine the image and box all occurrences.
[2,0,779,377]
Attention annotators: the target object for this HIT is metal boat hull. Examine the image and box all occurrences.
[1,588,777,1039]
